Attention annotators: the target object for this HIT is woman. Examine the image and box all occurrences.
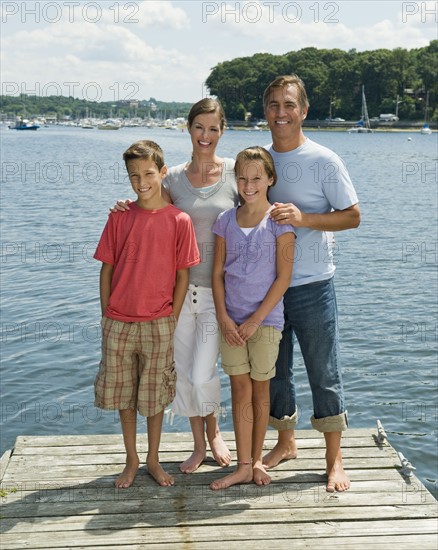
[114,98,238,473]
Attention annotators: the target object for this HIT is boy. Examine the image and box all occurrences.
[94,140,200,488]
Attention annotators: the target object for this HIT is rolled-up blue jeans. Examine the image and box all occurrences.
[269,277,348,433]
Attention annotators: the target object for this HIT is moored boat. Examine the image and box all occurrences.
[348,85,373,134]
[97,119,121,130]
[421,124,432,135]
[8,118,40,130]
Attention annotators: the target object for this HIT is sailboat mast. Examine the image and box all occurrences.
[362,85,370,129]
[424,91,429,123]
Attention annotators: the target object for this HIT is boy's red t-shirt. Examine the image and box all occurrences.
[94,203,200,322]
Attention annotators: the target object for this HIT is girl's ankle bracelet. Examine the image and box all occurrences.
[237,459,253,465]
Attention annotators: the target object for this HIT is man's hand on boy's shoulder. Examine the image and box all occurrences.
[109,199,132,214]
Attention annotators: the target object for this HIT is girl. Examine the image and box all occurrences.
[210,146,295,490]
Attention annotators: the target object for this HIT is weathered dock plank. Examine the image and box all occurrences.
[1,429,437,549]
[0,449,12,481]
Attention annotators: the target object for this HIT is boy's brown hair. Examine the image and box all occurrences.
[123,140,165,170]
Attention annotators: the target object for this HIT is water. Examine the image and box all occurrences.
[1,125,437,497]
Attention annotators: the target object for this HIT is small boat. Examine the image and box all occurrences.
[8,118,40,131]
[348,85,372,134]
[348,123,372,134]
[421,124,432,135]
[81,119,95,129]
[97,119,121,130]
[81,108,95,129]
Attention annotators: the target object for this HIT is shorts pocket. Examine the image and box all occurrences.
[160,360,177,407]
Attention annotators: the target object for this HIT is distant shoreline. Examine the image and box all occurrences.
[227,125,435,133]
[227,119,436,130]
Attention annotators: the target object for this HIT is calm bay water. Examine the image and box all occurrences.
[1,124,437,497]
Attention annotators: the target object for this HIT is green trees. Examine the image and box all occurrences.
[205,42,437,121]
[0,95,193,122]
[206,53,289,119]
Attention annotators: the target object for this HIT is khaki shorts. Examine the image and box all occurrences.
[220,326,282,381]
[95,316,177,417]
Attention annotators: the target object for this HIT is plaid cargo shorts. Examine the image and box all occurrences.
[95,316,177,417]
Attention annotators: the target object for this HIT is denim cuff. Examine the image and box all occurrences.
[311,410,348,433]
[269,409,298,431]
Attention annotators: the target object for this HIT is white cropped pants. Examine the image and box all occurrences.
[171,285,222,418]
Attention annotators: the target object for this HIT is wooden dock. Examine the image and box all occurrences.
[1,428,437,549]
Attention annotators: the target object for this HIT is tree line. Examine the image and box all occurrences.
[0,95,193,121]
[205,41,437,122]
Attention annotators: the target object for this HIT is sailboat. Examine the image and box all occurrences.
[420,91,433,135]
[348,85,372,133]
[81,107,95,129]
[97,118,121,130]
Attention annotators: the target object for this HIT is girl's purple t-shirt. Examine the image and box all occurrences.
[212,207,295,331]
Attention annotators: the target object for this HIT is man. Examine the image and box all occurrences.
[264,75,360,492]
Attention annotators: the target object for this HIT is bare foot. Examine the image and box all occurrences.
[263,442,297,469]
[208,434,232,468]
[179,448,206,474]
[253,461,271,486]
[147,459,175,487]
[115,455,140,488]
[326,460,350,492]
[210,464,253,490]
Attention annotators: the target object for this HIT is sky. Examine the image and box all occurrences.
[1,0,437,103]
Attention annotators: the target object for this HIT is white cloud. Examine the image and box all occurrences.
[0,0,190,29]
[1,1,435,103]
[1,13,199,101]
[202,0,436,51]
[396,1,438,26]
[100,0,190,28]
